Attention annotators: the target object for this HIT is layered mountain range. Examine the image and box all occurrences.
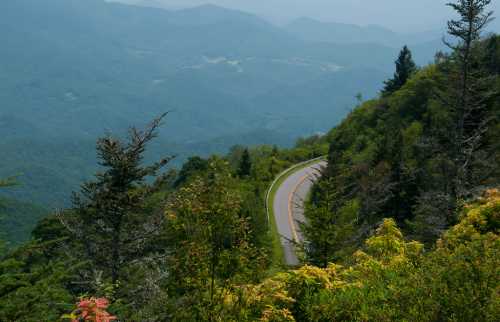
[1,0,445,210]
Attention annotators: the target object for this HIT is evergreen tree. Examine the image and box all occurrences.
[485,35,500,74]
[441,0,495,201]
[411,0,497,240]
[238,148,252,178]
[62,114,172,286]
[382,46,417,96]
[302,178,358,267]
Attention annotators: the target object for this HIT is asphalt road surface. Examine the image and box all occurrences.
[273,160,326,266]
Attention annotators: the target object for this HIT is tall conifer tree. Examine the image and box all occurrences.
[63,114,171,285]
[382,46,417,95]
[238,148,252,178]
[442,0,495,200]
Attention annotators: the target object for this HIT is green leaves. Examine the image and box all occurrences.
[227,193,499,321]
[164,158,265,319]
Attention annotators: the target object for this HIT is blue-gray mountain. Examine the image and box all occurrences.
[0,0,443,242]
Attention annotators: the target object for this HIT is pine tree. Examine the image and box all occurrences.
[302,177,358,267]
[411,0,496,241]
[237,148,252,178]
[442,0,495,201]
[382,46,417,96]
[62,114,172,285]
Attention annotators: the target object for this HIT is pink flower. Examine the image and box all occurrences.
[78,299,92,308]
[70,297,117,322]
[94,298,110,309]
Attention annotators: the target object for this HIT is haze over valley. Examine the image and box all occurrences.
[1,0,454,211]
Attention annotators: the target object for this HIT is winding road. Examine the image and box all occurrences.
[272,160,326,266]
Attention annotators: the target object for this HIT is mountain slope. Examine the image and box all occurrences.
[0,197,48,246]
[0,0,440,210]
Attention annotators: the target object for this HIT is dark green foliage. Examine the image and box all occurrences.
[66,115,171,285]
[237,148,252,178]
[439,0,496,203]
[486,35,500,73]
[382,45,417,95]
[0,259,73,322]
[0,198,48,246]
[302,177,358,267]
[0,178,48,247]
[0,235,75,322]
[174,156,209,187]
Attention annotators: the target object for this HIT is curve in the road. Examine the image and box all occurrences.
[271,160,326,266]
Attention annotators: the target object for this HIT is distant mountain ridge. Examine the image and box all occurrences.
[0,0,442,210]
[285,17,445,48]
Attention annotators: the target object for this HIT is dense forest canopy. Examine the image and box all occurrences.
[303,1,500,269]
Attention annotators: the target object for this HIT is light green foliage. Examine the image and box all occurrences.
[312,32,500,258]
[0,122,325,321]
[164,158,266,320]
[226,192,499,321]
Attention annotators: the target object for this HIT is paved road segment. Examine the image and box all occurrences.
[272,160,326,266]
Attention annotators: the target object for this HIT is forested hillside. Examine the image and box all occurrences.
[304,30,500,267]
[1,0,449,246]
[0,179,45,247]
[0,0,406,210]
[0,0,498,321]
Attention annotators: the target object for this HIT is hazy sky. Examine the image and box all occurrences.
[128,0,500,32]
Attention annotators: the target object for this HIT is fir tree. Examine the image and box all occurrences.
[382,46,417,96]
[442,0,495,200]
[302,178,358,267]
[237,148,252,178]
[62,114,172,285]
